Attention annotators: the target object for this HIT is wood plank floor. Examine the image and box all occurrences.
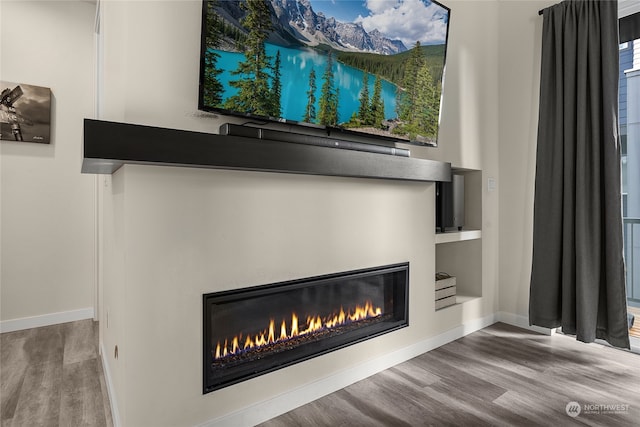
[0,320,112,427]
[261,323,640,427]
[2,321,638,426]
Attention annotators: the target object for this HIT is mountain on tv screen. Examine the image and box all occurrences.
[199,0,450,146]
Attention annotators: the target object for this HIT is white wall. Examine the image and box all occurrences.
[97,1,500,425]
[496,0,547,320]
[0,0,97,328]
[108,165,440,426]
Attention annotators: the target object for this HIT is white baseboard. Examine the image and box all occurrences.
[199,312,498,427]
[496,311,555,335]
[100,343,121,427]
[0,307,95,333]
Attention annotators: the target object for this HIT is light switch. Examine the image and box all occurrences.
[488,177,496,192]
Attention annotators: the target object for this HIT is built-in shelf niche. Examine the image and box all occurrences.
[435,229,481,244]
[435,168,483,310]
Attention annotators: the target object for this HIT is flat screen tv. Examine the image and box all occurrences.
[198,0,450,146]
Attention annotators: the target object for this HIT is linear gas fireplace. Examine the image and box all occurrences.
[203,263,409,393]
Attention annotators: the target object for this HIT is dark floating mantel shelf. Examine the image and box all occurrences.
[81,119,451,182]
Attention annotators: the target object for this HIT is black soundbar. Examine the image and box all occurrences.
[219,123,410,158]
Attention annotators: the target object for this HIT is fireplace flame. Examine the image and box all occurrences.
[213,300,382,360]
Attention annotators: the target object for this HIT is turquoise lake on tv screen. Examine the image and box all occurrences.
[215,43,398,124]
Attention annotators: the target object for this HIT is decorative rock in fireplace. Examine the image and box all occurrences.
[203,263,409,393]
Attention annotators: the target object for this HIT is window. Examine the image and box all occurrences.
[619,11,640,308]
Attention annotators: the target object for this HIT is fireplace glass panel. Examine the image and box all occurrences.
[203,263,409,393]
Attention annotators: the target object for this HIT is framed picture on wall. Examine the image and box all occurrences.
[0,81,51,144]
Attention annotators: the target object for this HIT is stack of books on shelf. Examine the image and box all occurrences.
[435,272,456,310]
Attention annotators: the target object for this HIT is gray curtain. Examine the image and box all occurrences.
[530,0,630,349]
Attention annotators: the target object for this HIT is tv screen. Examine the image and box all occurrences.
[199,0,450,146]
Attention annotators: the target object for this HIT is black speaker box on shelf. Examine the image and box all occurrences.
[436,173,465,233]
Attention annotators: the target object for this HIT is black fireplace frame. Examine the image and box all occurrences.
[202,262,409,393]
